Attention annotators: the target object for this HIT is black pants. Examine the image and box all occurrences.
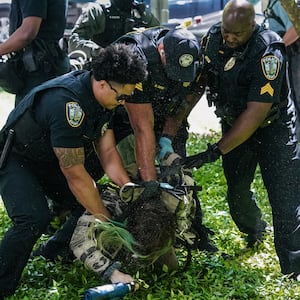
[222,119,300,274]
[0,153,84,296]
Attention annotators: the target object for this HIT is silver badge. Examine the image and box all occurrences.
[224,57,236,71]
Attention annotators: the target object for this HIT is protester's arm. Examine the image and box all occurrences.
[125,102,157,181]
[0,16,42,55]
[96,129,131,186]
[217,101,272,154]
[54,146,110,221]
[70,211,134,283]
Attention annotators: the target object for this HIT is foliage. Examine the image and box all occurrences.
[1,132,300,299]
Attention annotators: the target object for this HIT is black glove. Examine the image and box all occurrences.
[138,180,161,201]
[160,153,183,187]
[183,143,222,169]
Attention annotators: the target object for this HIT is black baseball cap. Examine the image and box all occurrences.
[163,28,200,82]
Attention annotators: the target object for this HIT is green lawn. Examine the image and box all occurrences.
[1,132,300,299]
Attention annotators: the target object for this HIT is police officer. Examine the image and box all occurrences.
[68,0,160,59]
[184,0,300,278]
[262,0,300,139]
[111,26,218,252]
[0,0,71,105]
[0,44,147,297]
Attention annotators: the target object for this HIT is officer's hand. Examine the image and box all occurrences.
[183,143,222,169]
[158,136,174,161]
[160,153,183,187]
[139,180,161,200]
[110,269,134,284]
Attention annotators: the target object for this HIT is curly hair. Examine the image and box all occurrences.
[125,196,176,262]
[91,43,148,84]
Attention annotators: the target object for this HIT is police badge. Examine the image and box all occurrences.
[224,57,236,71]
[66,102,85,127]
[261,55,280,80]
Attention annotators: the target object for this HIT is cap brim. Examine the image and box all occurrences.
[165,62,197,82]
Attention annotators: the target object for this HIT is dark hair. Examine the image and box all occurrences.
[126,196,176,261]
[91,43,148,84]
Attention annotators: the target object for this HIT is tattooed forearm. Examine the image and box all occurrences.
[53,147,85,168]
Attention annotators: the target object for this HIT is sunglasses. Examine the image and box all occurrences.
[106,81,132,103]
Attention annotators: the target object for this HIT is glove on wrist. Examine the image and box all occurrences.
[158,136,174,161]
[183,143,222,169]
[139,180,161,200]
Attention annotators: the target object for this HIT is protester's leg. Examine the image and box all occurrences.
[222,137,266,246]
[0,156,51,296]
[258,121,300,275]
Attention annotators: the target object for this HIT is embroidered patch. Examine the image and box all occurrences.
[101,122,109,136]
[224,57,236,71]
[179,54,194,67]
[261,55,280,80]
[260,82,274,96]
[135,82,143,92]
[66,102,85,127]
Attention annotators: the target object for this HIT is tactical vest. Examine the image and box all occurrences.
[1,71,111,161]
[93,4,154,47]
[202,23,288,125]
[115,27,191,133]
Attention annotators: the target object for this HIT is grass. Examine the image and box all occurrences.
[1,132,300,299]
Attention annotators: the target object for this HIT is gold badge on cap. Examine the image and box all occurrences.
[261,55,280,80]
[224,57,236,71]
[179,54,194,67]
[66,102,85,127]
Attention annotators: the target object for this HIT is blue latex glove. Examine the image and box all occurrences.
[158,136,174,161]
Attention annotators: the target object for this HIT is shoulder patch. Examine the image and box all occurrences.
[66,102,85,127]
[261,55,280,80]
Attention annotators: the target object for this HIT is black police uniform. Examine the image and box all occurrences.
[202,22,300,275]
[10,0,70,104]
[0,71,111,296]
[113,27,193,157]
